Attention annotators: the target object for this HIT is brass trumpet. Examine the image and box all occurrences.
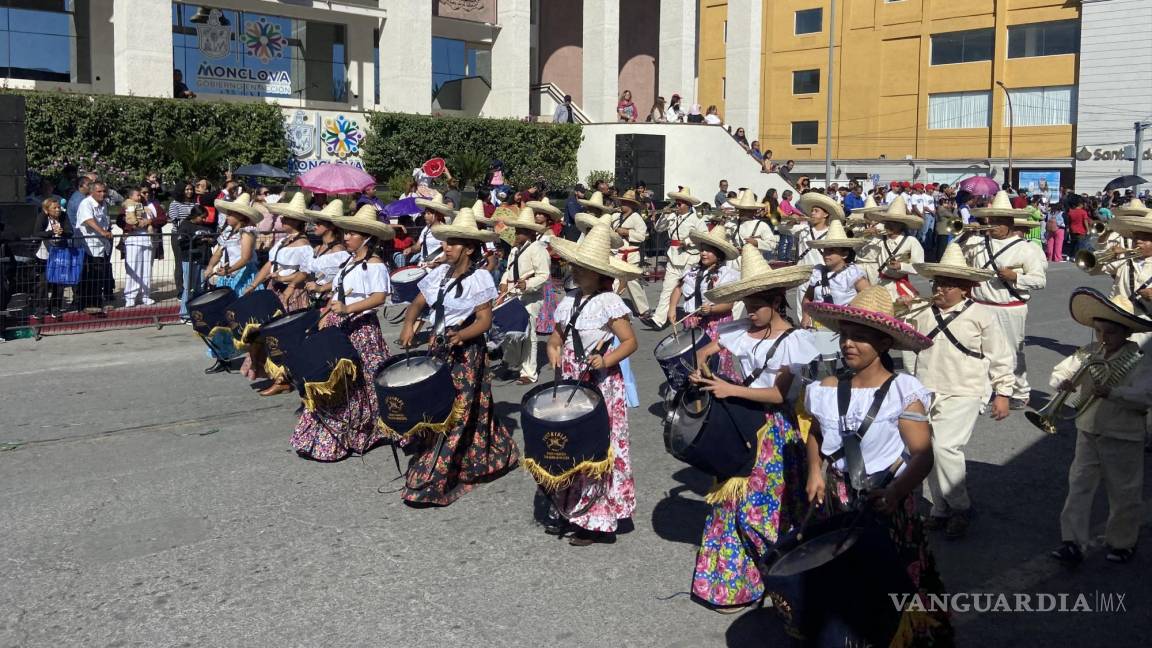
[949,221,994,235]
[1026,359,1109,434]
[1075,247,1139,273]
[1092,221,1109,235]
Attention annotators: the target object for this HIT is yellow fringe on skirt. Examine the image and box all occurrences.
[523,448,615,492]
[704,420,771,506]
[300,358,359,412]
[376,397,467,440]
[196,325,235,341]
[264,356,288,383]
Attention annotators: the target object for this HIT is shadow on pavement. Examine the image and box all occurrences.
[651,468,713,545]
[1026,335,1080,356]
[724,605,795,647]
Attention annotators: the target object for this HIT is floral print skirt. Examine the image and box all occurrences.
[536,276,563,334]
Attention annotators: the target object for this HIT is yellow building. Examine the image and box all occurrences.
[698,0,1080,188]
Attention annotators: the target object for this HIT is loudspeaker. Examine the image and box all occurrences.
[0,94,27,204]
[615,134,665,198]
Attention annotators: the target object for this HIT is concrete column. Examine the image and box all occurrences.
[582,0,620,122]
[723,0,762,142]
[87,0,116,93]
[658,0,696,104]
[378,0,432,113]
[346,19,375,110]
[111,0,173,97]
[487,0,531,118]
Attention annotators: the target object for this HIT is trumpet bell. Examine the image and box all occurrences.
[1092,222,1108,235]
[1025,407,1062,435]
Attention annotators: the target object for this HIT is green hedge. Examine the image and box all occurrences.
[362,113,582,192]
[14,91,290,187]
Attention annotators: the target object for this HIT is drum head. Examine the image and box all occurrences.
[654,331,695,361]
[263,309,316,332]
[376,355,444,388]
[189,288,232,307]
[392,267,427,283]
[524,385,601,422]
[768,529,860,578]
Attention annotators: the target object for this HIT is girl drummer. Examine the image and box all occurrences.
[301,200,351,305]
[802,286,952,644]
[397,207,520,507]
[291,205,394,462]
[543,222,640,545]
[203,193,262,374]
[667,228,740,378]
[800,218,870,327]
[687,250,819,612]
[410,194,454,266]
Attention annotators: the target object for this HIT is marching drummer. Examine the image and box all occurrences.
[667,228,740,378]
[801,219,870,327]
[301,201,351,305]
[686,251,818,613]
[291,204,394,462]
[497,208,553,384]
[542,222,641,546]
[609,190,650,317]
[202,192,262,374]
[802,287,953,644]
[410,194,454,267]
[648,187,707,330]
[858,196,925,300]
[397,207,520,507]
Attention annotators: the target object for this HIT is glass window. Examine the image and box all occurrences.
[792,121,818,145]
[793,69,820,94]
[0,0,88,83]
[431,36,490,102]
[1005,86,1076,126]
[795,8,822,35]
[930,29,994,65]
[172,3,348,102]
[1008,21,1078,58]
[927,91,990,129]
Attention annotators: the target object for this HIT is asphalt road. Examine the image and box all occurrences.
[1,262,1148,648]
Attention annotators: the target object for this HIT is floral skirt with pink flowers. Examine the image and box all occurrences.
[692,409,806,609]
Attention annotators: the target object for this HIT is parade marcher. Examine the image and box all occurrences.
[397,207,520,506]
[497,208,552,384]
[801,218,870,322]
[960,191,1049,409]
[1095,199,1151,252]
[728,190,778,261]
[576,190,613,217]
[859,196,925,300]
[1050,288,1152,565]
[301,200,352,305]
[845,193,883,238]
[789,191,841,320]
[668,228,741,378]
[648,187,707,329]
[902,243,1015,538]
[1096,214,1152,342]
[609,190,650,316]
[541,223,642,545]
[203,193,262,374]
[687,258,818,612]
[410,194,454,266]
[804,286,953,644]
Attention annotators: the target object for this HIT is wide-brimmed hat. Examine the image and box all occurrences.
[1013,217,1041,230]
[667,187,702,206]
[549,223,641,280]
[215,193,261,224]
[1070,286,1152,333]
[703,244,812,303]
[728,189,762,212]
[431,207,499,243]
[971,190,1029,219]
[1111,198,1152,219]
[796,192,845,222]
[616,189,642,208]
[526,196,564,218]
[806,286,934,352]
[577,191,612,213]
[303,199,345,224]
[850,194,883,217]
[575,212,624,248]
[1109,214,1152,237]
[866,195,923,230]
[266,192,308,220]
[913,242,995,283]
[331,204,396,241]
[470,199,495,226]
[506,206,547,233]
[688,228,739,261]
[414,193,455,216]
[806,219,866,250]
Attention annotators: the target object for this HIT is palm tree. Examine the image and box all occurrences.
[167,134,228,179]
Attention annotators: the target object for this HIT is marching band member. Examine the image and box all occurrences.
[648,187,707,329]
[859,196,925,301]
[902,244,1014,539]
[525,196,567,244]
[668,228,741,378]
[728,190,778,261]
[1095,199,1150,252]
[1094,212,1152,325]
[845,194,883,239]
[687,255,818,612]
[497,208,552,385]
[202,193,262,374]
[794,191,842,267]
[301,201,351,304]
[291,205,394,462]
[609,190,651,316]
[960,191,1049,410]
[544,223,641,545]
[801,218,870,321]
[804,287,953,644]
[398,207,520,506]
[1049,288,1152,565]
[410,194,454,266]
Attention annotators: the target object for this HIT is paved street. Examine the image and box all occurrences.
[1,263,1148,648]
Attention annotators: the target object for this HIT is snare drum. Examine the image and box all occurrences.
[225,290,283,344]
[187,287,236,338]
[805,329,842,383]
[259,309,321,378]
[653,330,713,394]
[521,380,611,490]
[490,297,530,345]
[390,266,427,304]
[283,327,362,411]
[662,389,766,479]
[374,351,459,437]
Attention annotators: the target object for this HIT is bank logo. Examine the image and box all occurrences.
[197,8,232,60]
[286,111,317,158]
[243,17,288,64]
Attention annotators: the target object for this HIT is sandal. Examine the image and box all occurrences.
[569,530,616,546]
[1049,541,1083,565]
[1106,546,1135,563]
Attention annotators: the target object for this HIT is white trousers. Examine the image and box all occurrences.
[123,242,153,305]
[617,278,650,314]
[986,304,1029,400]
[924,393,985,516]
[651,262,687,326]
[1059,431,1145,550]
[503,298,541,382]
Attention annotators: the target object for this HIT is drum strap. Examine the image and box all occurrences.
[272,233,307,273]
[926,300,983,359]
[879,235,908,270]
[983,237,1026,302]
[561,291,605,361]
[690,265,719,310]
[431,268,476,335]
[834,374,897,491]
[817,266,844,304]
[741,328,796,387]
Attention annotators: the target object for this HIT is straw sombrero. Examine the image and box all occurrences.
[616,189,642,209]
[214,193,261,224]
[850,194,884,217]
[805,219,866,250]
[688,228,739,261]
[549,223,642,280]
[1012,217,1041,230]
[1070,286,1152,332]
[431,207,499,243]
[575,212,624,248]
[414,193,455,216]
[1109,214,1152,237]
[267,192,308,220]
[1111,198,1152,219]
[526,196,563,218]
[505,206,547,233]
[866,196,923,230]
[471,199,495,226]
[667,187,702,206]
[577,191,612,213]
[331,204,396,241]
[806,286,934,352]
[971,190,1029,219]
[796,192,845,221]
[303,199,345,224]
[703,244,813,303]
[728,189,762,212]
[913,243,994,283]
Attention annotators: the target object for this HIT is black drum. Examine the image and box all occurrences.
[520,380,611,490]
[762,511,916,647]
[283,327,362,411]
[225,290,283,343]
[374,351,458,437]
[663,389,766,479]
[187,287,237,338]
[653,330,714,394]
[260,309,322,377]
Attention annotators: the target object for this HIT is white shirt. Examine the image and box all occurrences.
[332,261,391,306]
[416,225,442,262]
[214,226,255,272]
[808,263,865,305]
[796,224,830,267]
[268,238,313,277]
[704,114,722,125]
[961,234,1048,304]
[418,264,499,327]
[553,291,631,353]
[734,218,778,253]
[680,264,739,310]
[75,196,110,257]
[307,249,351,287]
[656,210,708,266]
[716,321,819,388]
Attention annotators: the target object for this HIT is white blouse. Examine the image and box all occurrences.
[417,263,499,327]
[716,321,820,388]
[268,238,313,277]
[553,291,631,352]
[807,263,865,306]
[680,264,740,309]
[332,261,391,306]
[214,226,255,270]
[307,249,352,286]
[804,373,932,475]
[416,225,442,261]
[795,225,829,267]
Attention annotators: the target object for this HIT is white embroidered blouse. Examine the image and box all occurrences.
[716,320,820,388]
[417,264,499,327]
[553,291,631,352]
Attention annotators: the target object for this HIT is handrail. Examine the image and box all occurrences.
[530,82,591,124]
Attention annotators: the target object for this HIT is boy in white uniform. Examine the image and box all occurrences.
[497,208,552,384]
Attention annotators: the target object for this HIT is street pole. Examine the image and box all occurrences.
[996,81,1013,189]
[824,0,836,190]
[1134,120,1149,196]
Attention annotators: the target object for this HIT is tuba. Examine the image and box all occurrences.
[1026,346,1144,434]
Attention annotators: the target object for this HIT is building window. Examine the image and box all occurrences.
[431,36,491,107]
[795,8,822,35]
[0,0,90,83]
[172,4,348,102]
[930,29,994,65]
[792,121,818,145]
[1008,20,1079,58]
[928,91,990,129]
[1005,86,1076,126]
[792,69,820,95]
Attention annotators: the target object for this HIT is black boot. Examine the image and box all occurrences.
[204,360,229,374]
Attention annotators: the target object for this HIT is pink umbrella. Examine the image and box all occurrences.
[957,176,1001,197]
[296,163,376,194]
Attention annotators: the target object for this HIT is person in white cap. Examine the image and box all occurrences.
[497,208,552,384]
[646,187,707,329]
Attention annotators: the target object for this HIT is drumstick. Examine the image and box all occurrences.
[564,333,611,406]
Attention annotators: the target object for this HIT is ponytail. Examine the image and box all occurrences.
[879,351,896,372]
